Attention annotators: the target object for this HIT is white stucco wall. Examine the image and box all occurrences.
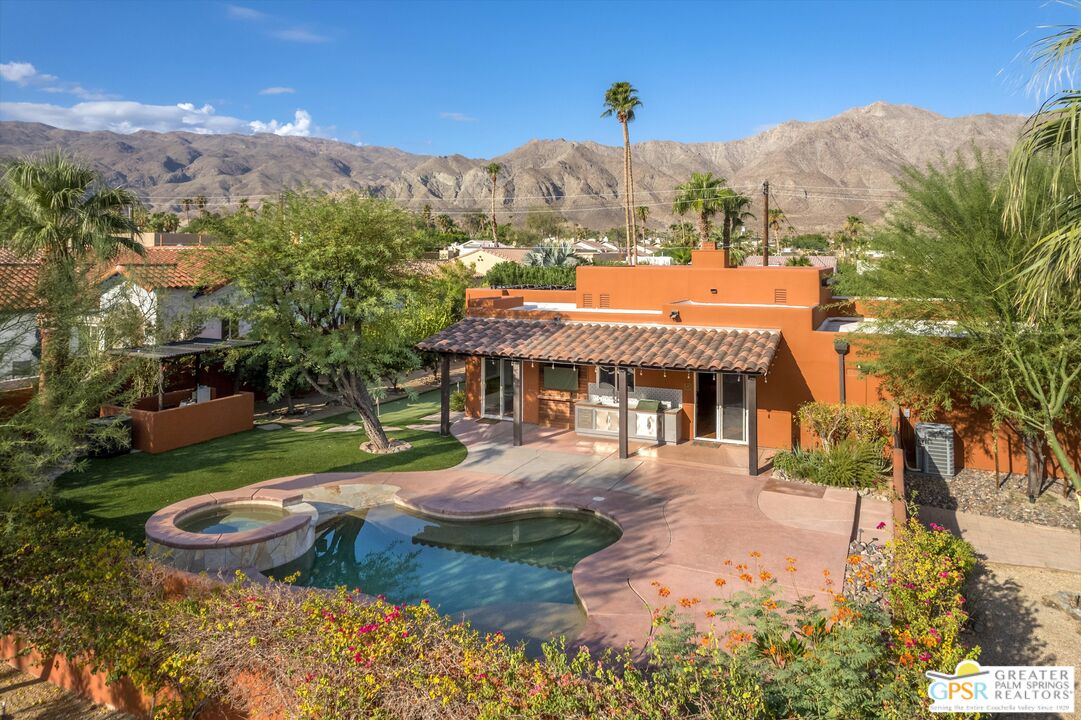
[0,312,38,380]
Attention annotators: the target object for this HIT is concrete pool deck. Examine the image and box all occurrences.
[243,418,894,654]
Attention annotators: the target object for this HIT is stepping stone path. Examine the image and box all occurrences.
[292,426,321,433]
[324,424,364,433]
[256,423,283,431]
[407,423,441,431]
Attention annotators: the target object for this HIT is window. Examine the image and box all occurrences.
[598,365,634,391]
[542,363,579,392]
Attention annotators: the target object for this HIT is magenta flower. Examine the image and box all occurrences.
[929,522,946,532]
[918,652,931,662]
[876,521,887,530]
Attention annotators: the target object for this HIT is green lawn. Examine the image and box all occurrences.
[54,390,464,542]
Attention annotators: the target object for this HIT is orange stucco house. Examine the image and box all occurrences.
[419,246,1056,478]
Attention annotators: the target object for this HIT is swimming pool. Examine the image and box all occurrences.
[269,504,621,650]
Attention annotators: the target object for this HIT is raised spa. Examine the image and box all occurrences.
[269,504,621,650]
[176,503,290,534]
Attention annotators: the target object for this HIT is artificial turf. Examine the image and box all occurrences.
[53,390,466,542]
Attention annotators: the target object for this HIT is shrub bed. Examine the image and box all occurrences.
[0,500,979,720]
[483,262,576,289]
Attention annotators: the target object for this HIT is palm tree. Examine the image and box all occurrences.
[721,191,755,259]
[1007,24,1081,313]
[840,214,864,261]
[525,241,582,267]
[181,197,193,223]
[672,173,727,247]
[485,162,502,243]
[635,205,650,247]
[195,194,208,213]
[0,150,141,389]
[602,82,643,265]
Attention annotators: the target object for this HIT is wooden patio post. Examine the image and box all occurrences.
[439,353,451,437]
[747,374,758,476]
[617,367,629,460]
[512,360,523,447]
[157,360,164,411]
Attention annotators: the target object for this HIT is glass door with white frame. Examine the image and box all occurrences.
[694,371,747,443]
[482,358,514,419]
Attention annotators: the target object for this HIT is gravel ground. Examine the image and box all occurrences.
[906,468,1077,530]
[963,562,1081,720]
[0,665,133,720]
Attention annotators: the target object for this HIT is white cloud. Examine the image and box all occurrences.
[249,109,312,136]
[0,61,46,84]
[271,28,330,43]
[0,61,112,100]
[0,100,315,137]
[258,86,295,95]
[226,4,266,21]
[439,111,477,123]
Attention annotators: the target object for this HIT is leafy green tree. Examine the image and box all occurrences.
[602,81,643,264]
[484,162,502,243]
[634,205,650,244]
[214,191,426,451]
[838,215,865,260]
[673,172,727,246]
[1007,23,1081,312]
[856,155,1081,519]
[146,211,181,232]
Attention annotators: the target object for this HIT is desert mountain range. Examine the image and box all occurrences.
[0,102,1024,231]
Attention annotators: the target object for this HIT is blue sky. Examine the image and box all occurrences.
[0,0,1074,157]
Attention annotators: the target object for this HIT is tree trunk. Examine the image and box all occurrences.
[697,211,710,248]
[722,213,732,254]
[626,123,637,266]
[621,120,632,264]
[1041,427,1081,537]
[285,390,296,415]
[1023,432,1042,503]
[490,177,498,243]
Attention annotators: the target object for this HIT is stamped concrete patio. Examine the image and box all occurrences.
[243,418,894,653]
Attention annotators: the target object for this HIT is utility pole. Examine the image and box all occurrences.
[761,181,770,267]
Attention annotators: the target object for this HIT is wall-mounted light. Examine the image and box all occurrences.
[710,288,718,294]
[669,310,681,321]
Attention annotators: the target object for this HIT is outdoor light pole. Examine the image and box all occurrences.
[834,339,850,405]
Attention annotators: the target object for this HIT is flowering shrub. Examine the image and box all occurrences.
[0,500,979,720]
[879,518,978,719]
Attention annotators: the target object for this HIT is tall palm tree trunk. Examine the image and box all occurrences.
[490,177,498,243]
[621,121,633,264]
[697,211,710,247]
[626,127,638,266]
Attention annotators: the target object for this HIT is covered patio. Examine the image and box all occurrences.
[102,337,259,453]
[418,317,781,476]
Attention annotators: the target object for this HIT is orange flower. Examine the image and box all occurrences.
[678,597,700,608]
[785,556,797,564]
[762,599,778,610]
[759,571,773,582]
[785,565,798,574]
[749,551,762,559]
[714,577,727,588]
[739,573,754,583]
[656,586,671,598]
[847,555,863,565]
[705,610,717,618]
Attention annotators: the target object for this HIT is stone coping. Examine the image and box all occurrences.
[146,488,316,550]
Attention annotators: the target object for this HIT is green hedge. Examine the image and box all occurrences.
[484,262,576,288]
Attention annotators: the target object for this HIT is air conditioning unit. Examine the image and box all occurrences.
[915,422,956,477]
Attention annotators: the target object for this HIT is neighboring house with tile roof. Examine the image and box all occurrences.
[0,251,42,381]
[742,254,838,270]
[99,246,239,341]
[457,246,533,276]
[418,243,1061,480]
[0,246,240,380]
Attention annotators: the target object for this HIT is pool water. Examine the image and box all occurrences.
[269,504,621,649]
[177,504,289,534]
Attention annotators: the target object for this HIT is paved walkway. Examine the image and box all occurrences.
[919,505,1081,573]
[246,418,893,654]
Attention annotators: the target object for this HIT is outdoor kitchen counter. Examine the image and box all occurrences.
[573,400,681,443]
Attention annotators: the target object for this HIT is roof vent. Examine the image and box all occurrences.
[773,288,788,304]
[582,293,593,308]
[599,293,611,309]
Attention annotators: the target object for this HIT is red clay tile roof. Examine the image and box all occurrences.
[418,317,780,373]
[0,260,41,310]
[104,247,226,290]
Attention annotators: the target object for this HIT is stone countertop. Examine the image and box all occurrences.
[574,400,681,413]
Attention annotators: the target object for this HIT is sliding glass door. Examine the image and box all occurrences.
[694,371,746,443]
[482,358,514,419]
